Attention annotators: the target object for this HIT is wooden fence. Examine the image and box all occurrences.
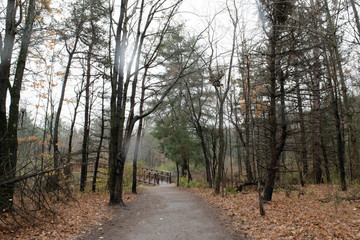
[137,167,172,185]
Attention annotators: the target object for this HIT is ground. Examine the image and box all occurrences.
[188,184,360,239]
[0,191,135,240]
[78,184,239,240]
[2,183,360,239]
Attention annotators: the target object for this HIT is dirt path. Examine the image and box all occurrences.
[78,184,240,240]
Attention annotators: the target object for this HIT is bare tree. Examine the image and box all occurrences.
[0,0,37,211]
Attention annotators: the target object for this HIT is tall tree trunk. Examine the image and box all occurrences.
[236,135,242,182]
[295,76,307,184]
[243,55,253,182]
[311,70,322,184]
[131,120,142,194]
[80,40,93,192]
[325,0,358,181]
[176,162,180,187]
[109,0,183,204]
[0,0,18,212]
[349,0,360,41]
[263,25,278,202]
[325,48,347,190]
[331,74,346,190]
[252,120,265,215]
[215,3,238,194]
[229,127,233,187]
[321,135,331,183]
[198,125,212,188]
[1,0,36,211]
[53,37,79,170]
[263,30,287,201]
[65,82,83,177]
[92,77,105,192]
[109,0,128,205]
[211,128,218,186]
[184,81,212,188]
[131,72,146,194]
[309,0,323,184]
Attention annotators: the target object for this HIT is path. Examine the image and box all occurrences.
[78,184,239,240]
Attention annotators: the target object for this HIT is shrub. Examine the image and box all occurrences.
[179,176,208,188]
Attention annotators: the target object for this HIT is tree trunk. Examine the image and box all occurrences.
[325,0,358,182]
[80,40,93,192]
[0,0,17,212]
[214,5,237,193]
[184,81,212,188]
[243,55,253,182]
[311,70,322,184]
[176,162,180,187]
[349,0,360,41]
[229,128,233,187]
[295,76,308,182]
[53,37,79,170]
[211,128,218,187]
[0,0,36,211]
[325,49,347,190]
[321,135,331,183]
[131,120,142,194]
[309,0,323,184]
[108,0,127,204]
[263,31,287,201]
[263,25,278,202]
[92,77,105,192]
[65,83,83,177]
[236,135,242,182]
[131,72,146,194]
[199,126,212,188]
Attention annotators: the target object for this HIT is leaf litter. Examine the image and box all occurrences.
[188,184,360,239]
[0,191,136,240]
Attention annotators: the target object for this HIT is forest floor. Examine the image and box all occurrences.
[2,183,359,239]
[188,184,360,239]
[0,190,136,240]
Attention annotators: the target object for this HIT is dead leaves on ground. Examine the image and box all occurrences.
[189,185,360,239]
[0,191,136,240]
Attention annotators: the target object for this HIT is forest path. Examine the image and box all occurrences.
[78,184,239,240]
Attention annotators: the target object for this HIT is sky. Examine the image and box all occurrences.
[179,0,260,40]
[1,0,261,131]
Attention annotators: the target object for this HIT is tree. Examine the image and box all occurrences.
[211,0,239,194]
[259,0,294,201]
[0,0,37,211]
[53,1,84,172]
[108,0,194,205]
[153,113,201,185]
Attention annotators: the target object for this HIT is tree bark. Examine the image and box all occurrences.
[0,0,17,212]
[80,26,94,192]
[53,36,79,170]
[263,6,288,199]
[325,47,347,190]
[349,0,360,41]
[108,0,128,205]
[131,70,147,194]
[65,83,84,177]
[0,0,36,211]
[243,55,253,182]
[184,81,212,188]
[325,0,357,183]
[92,77,105,192]
[215,2,238,194]
[295,76,307,184]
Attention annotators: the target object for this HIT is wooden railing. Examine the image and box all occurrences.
[137,167,172,185]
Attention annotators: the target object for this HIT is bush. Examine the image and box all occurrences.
[226,187,237,195]
[179,176,208,188]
